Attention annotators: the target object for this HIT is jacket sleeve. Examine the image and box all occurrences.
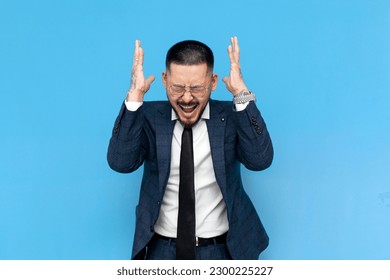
[107,102,148,173]
[234,101,274,171]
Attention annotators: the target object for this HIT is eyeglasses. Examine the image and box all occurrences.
[168,84,211,98]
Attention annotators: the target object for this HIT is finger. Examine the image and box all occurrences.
[227,45,236,64]
[222,77,234,92]
[222,76,229,85]
[136,39,142,54]
[132,40,141,67]
[233,36,240,62]
[146,75,155,86]
[137,46,145,66]
[230,36,240,63]
[232,36,238,51]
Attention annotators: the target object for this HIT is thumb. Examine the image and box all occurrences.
[222,76,228,85]
[146,75,155,86]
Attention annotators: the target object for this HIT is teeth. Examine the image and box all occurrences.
[180,104,196,109]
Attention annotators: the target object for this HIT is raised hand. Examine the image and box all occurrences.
[222,36,249,96]
[126,40,155,102]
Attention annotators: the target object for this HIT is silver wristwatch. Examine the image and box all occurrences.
[233,90,256,104]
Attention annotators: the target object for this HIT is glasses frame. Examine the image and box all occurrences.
[167,78,214,98]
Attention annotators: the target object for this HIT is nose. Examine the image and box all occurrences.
[181,89,194,103]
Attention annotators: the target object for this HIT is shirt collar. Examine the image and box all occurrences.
[171,102,210,121]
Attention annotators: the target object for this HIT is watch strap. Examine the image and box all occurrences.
[233,90,256,104]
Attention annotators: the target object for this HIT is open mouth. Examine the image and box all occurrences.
[179,103,198,113]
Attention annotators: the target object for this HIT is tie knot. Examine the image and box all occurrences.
[183,127,193,139]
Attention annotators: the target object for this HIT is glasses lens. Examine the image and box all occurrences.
[190,86,206,95]
[170,85,185,95]
[169,85,209,97]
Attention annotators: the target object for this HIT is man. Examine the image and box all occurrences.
[107,37,273,260]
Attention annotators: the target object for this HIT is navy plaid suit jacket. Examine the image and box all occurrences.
[107,99,273,259]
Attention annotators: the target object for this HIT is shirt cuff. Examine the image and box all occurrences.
[234,101,249,111]
[125,100,143,111]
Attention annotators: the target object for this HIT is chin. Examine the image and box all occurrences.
[178,115,199,128]
[177,111,201,127]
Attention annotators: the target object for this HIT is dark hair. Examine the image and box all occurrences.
[166,40,214,71]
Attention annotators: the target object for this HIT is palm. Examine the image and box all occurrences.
[222,37,248,96]
[126,40,155,102]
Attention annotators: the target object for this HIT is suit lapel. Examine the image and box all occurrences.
[155,103,175,193]
[206,100,228,200]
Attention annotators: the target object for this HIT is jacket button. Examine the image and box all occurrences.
[150,226,154,232]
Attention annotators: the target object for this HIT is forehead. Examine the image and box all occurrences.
[167,63,210,83]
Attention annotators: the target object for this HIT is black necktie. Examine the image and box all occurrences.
[176,127,196,260]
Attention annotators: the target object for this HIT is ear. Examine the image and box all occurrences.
[162,72,167,88]
[211,73,218,91]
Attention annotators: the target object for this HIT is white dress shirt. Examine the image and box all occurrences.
[125,100,248,238]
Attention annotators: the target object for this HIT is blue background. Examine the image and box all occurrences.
[1,0,389,259]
